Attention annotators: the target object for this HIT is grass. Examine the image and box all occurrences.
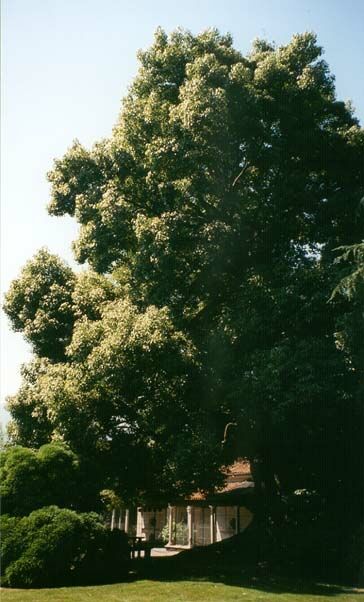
[1,579,363,602]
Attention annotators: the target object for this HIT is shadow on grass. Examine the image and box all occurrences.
[131,531,364,597]
[133,557,363,597]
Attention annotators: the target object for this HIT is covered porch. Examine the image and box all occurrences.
[136,501,253,549]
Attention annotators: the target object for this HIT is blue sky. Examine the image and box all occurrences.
[1,0,364,424]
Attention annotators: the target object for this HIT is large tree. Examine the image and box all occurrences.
[4,29,363,505]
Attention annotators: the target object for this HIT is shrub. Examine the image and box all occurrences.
[0,443,80,516]
[0,447,43,515]
[1,506,129,588]
[160,521,188,545]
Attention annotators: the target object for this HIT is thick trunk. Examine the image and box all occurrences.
[251,451,280,498]
[250,449,283,523]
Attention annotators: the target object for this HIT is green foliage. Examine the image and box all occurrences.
[0,443,80,515]
[5,358,54,447]
[160,522,170,544]
[330,242,364,478]
[3,249,75,361]
[160,521,188,545]
[4,29,364,510]
[72,270,117,320]
[14,299,221,498]
[47,29,362,289]
[99,489,123,511]
[331,242,364,300]
[0,506,130,588]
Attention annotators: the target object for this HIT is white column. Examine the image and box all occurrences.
[124,508,130,534]
[153,509,157,540]
[117,509,122,530]
[187,505,193,548]
[167,504,174,546]
[137,507,143,538]
[111,508,115,531]
[209,505,216,544]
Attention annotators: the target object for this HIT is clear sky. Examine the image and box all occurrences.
[1,0,363,425]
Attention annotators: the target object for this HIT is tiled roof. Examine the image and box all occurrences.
[140,460,254,508]
[223,459,251,479]
[188,459,253,501]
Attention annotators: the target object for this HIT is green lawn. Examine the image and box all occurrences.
[1,579,363,602]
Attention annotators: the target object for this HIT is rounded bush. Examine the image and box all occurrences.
[0,443,81,516]
[1,506,129,588]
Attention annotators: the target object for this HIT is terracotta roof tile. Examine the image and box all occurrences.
[223,459,251,479]
[187,459,253,500]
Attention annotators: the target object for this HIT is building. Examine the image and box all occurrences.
[112,460,255,549]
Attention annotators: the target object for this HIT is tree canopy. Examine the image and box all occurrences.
[4,29,364,506]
